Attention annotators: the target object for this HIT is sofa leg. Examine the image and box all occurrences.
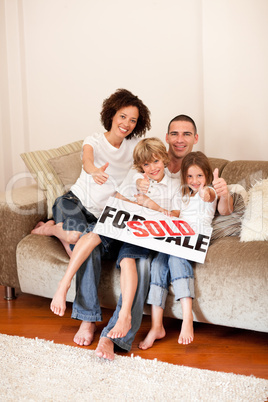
[4,286,16,300]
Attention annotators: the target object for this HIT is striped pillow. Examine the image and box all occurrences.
[21,140,83,219]
[211,185,246,242]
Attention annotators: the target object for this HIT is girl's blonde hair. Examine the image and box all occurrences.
[133,137,170,173]
[181,151,213,199]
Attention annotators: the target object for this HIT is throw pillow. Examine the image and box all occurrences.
[48,151,82,191]
[240,179,268,242]
[20,140,83,219]
[211,184,246,242]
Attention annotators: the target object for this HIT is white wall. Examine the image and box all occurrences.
[202,0,268,160]
[1,0,267,192]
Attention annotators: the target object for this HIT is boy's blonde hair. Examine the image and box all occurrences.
[133,137,170,173]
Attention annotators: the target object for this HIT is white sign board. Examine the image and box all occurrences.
[93,197,212,264]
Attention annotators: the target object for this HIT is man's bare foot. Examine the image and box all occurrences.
[178,318,194,345]
[107,312,131,339]
[73,321,96,346]
[95,337,115,361]
[31,220,55,235]
[139,326,166,350]
[50,282,70,316]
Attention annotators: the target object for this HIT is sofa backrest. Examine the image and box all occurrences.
[221,160,268,191]
[208,158,229,176]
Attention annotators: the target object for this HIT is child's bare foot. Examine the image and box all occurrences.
[107,312,131,339]
[50,282,70,316]
[73,321,96,346]
[139,326,166,350]
[95,337,115,361]
[31,220,55,235]
[178,318,194,345]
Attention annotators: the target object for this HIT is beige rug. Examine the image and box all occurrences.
[0,333,267,401]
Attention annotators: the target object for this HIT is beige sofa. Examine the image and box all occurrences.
[1,152,268,333]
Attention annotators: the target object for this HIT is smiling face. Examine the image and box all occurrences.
[141,154,165,182]
[186,164,207,194]
[110,106,139,140]
[166,120,198,160]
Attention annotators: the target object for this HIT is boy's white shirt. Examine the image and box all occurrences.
[117,168,181,211]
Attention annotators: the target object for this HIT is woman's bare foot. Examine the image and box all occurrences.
[139,326,166,350]
[50,282,70,316]
[31,220,55,235]
[107,311,131,339]
[178,318,194,345]
[73,321,96,346]
[95,337,115,361]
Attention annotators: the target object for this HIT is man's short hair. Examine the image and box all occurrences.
[167,114,197,135]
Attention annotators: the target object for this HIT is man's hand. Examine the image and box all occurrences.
[136,173,150,194]
[92,162,109,184]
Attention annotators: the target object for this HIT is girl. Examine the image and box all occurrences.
[138,151,217,349]
[33,88,151,316]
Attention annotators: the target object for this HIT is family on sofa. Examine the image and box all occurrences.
[29,88,234,361]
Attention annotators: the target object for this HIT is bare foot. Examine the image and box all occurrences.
[178,318,194,345]
[95,337,115,361]
[107,311,131,339]
[31,220,55,235]
[139,326,166,350]
[50,282,70,316]
[73,321,96,346]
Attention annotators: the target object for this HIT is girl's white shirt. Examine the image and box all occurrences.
[71,133,140,218]
[171,189,217,234]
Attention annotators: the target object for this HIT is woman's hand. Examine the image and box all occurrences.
[91,162,109,185]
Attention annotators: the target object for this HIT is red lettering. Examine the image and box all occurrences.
[127,221,149,237]
[144,221,166,237]
[173,220,195,236]
[159,220,182,236]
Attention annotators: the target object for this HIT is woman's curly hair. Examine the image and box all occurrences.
[100,88,151,139]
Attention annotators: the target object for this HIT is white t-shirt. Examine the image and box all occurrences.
[71,133,140,218]
[171,189,217,234]
[118,171,181,211]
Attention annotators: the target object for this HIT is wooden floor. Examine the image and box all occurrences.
[1,286,267,380]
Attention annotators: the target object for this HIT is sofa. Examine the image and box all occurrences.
[1,140,267,333]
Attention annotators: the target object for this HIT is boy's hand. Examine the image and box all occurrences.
[134,193,150,207]
[136,173,150,194]
[92,162,109,184]
[212,168,228,198]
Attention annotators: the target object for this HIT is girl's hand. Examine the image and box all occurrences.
[199,184,211,202]
[91,162,109,184]
[136,173,150,194]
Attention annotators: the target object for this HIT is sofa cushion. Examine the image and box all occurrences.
[20,140,83,218]
[221,160,268,191]
[48,151,82,191]
[240,179,268,242]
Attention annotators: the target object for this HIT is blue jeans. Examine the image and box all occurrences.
[100,255,152,351]
[147,252,195,309]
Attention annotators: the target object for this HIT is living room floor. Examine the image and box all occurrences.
[1,286,267,380]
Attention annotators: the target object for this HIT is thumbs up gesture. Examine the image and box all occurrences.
[212,168,228,198]
[92,162,109,184]
[136,173,150,194]
[198,183,211,202]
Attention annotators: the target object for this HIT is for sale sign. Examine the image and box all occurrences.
[93,197,212,263]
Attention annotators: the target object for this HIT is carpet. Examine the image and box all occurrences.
[0,333,267,402]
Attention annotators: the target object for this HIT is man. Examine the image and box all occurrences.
[94,114,233,360]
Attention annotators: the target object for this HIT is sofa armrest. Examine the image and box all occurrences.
[0,184,47,288]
